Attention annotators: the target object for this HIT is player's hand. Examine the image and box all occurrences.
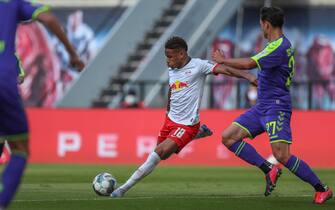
[17,75,25,85]
[212,50,225,64]
[70,55,85,72]
[249,76,258,87]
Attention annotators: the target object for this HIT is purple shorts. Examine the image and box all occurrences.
[0,81,29,143]
[234,106,292,144]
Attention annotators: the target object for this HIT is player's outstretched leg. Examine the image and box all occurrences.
[271,142,333,204]
[194,124,213,140]
[111,139,178,198]
[110,151,161,198]
[0,140,28,209]
[222,124,281,196]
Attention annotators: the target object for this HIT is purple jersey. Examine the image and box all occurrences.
[0,0,49,140]
[251,36,295,113]
[0,0,49,81]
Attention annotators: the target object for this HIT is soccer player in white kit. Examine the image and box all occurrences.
[111,36,257,197]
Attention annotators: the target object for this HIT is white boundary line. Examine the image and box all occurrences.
[14,194,312,202]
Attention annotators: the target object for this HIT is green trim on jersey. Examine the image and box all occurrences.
[270,139,292,144]
[15,53,26,77]
[12,150,29,158]
[232,122,253,139]
[0,133,29,143]
[251,37,283,70]
[32,5,51,20]
[0,40,5,53]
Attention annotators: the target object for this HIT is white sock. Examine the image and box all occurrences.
[118,152,161,193]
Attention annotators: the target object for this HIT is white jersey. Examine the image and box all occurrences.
[167,58,218,125]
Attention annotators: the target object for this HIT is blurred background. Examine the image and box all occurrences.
[9,0,335,166]
[18,0,335,110]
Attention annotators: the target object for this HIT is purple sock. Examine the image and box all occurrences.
[0,153,27,207]
[228,140,266,167]
[285,155,321,187]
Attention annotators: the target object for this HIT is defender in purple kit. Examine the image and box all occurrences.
[0,0,84,209]
[213,6,332,204]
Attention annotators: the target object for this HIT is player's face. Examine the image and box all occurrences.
[260,20,269,39]
[165,48,185,69]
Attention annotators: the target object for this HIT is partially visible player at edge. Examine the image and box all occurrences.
[212,6,332,204]
[0,0,84,209]
[0,59,27,164]
[111,36,258,198]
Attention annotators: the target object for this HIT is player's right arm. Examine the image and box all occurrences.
[36,12,85,71]
[214,65,258,86]
[199,60,257,86]
[166,88,171,114]
[212,50,257,70]
[213,38,284,71]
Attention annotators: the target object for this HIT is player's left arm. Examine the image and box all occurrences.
[214,65,257,86]
[166,88,171,114]
[212,50,257,70]
[36,12,84,71]
[17,0,84,71]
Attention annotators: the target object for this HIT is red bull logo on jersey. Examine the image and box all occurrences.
[170,80,189,92]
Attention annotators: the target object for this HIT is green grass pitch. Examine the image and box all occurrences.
[4,164,335,210]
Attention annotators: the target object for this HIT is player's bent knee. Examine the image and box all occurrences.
[155,138,178,159]
[154,147,164,159]
[160,153,171,160]
[221,131,236,147]
[221,131,230,142]
[154,149,170,160]
[8,141,30,156]
[221,124,247,148]
[154,147,172,160]
[273,151,290,164]
[271,142,290,164]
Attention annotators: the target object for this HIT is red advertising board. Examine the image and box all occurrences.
[27,109,335,168]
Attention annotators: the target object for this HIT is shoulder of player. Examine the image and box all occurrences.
[182,58,202,70]
[191,58,215,67]
[189,57,202,64]
[263,37,292,57]
[265,37,284,51]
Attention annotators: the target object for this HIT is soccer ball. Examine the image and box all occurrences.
[92,172,117,196]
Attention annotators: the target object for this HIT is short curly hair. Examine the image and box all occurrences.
[164,36,188,51]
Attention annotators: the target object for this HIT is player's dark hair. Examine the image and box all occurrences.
[260,6,284,28]
[165,36,188,51]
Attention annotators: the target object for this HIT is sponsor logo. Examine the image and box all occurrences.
[185,70,192,75]
[170,80,189,91]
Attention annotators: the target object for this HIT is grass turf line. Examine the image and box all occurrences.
[2,164,334,210]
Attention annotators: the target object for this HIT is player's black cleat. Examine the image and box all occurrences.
[264,165,282,196]
[194,124,213,139]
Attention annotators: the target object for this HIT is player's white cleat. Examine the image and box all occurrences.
[110,188,126,198]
